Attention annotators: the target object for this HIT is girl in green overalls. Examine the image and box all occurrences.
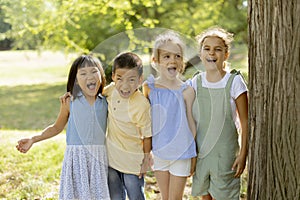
[189,27,248,200]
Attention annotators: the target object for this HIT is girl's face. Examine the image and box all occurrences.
[76,66,102,99]
[155,42,183,80]
[200,36,229,71]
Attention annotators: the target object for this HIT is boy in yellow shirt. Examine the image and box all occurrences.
[104,52,152,200]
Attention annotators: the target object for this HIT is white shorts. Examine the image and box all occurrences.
[153,156,191,177]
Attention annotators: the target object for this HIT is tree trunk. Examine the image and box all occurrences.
[248,0,300,199]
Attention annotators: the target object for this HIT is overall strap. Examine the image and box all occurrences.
[225,72,237,95]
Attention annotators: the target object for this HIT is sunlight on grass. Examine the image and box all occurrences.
[0,83,65,130]
[0,130,65,199]
[0,50,75,86]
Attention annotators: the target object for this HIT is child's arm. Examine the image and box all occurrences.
[139,83,152,178]
[183,86,196,138]
[16,98,70,153]
[183,86,197,176]
[139,137,152,178]
[232,92,248,177]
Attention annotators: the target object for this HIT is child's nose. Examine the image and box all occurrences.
[170,55,176,62]
[87,73,94,79]
[209,49,215,55]
[121,82,130,89]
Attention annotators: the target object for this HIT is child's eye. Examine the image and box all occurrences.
[92,70,99,74]
[164,55,170,59]
[80,73,86,76]
[216,48,222,51]
[203,47,210,51]
[176,54,181,58]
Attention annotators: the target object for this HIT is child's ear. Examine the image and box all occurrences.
[111,73,116,82]
[139,75,144,85]
[152,56,159,64]
[225,52,229,60]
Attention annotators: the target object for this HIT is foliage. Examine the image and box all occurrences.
[1,0,247,52]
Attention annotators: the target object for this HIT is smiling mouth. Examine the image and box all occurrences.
[87,83,96,90]
[207,58,217,62]
[167,67,177,73]
[120,90,131,97]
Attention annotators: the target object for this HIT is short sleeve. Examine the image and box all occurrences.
[231,75,248,99]
[186,75,198,91]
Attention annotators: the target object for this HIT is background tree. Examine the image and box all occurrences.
[247,0,300,199]
[1,0,247,52]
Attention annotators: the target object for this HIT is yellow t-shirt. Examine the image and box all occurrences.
[103,83,152,174]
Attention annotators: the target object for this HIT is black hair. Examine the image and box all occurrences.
[67,54,106,98]
[112,52,143,76]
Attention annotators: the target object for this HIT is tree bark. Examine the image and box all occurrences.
[248,0,300,199]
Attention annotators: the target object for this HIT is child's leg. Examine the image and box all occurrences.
[169,174,187,200]
[108,167,126,200]
[154,170,170,200]
[123,173,145,200]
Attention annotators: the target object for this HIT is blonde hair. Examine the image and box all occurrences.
[152,31,186,73]
[196,27,234,54]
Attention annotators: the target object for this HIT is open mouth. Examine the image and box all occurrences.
[120,90,131,97]
[87,82,96,90]
[206,58,217,63]
[167,67,177,73]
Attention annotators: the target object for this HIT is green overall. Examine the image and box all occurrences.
[191,73,240,200]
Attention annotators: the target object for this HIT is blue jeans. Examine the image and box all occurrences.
[108,167,145,200]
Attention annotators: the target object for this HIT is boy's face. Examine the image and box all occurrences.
[112,67,142,99]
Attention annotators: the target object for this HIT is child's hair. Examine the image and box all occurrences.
[112,52,143,76]
[152,31,186,73]
[196,27,234,54]
[67,54,106,98]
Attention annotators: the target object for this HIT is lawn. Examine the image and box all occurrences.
[0,50,248,199]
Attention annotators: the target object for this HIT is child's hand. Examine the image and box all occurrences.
[189,157,197,177]
[16,138,34,153]
[60,92,72,104]
[232,154,246,178]
[139,153,153,178]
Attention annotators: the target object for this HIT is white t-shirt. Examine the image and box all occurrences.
[188,72,248,130]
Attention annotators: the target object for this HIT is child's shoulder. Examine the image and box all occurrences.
[132,90,149,103]
[130,90,150,111]
[103,82,115,96]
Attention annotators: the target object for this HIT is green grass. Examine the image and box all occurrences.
[0,83,65,130]
[0,130,65,199]
[0,50,248,199]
